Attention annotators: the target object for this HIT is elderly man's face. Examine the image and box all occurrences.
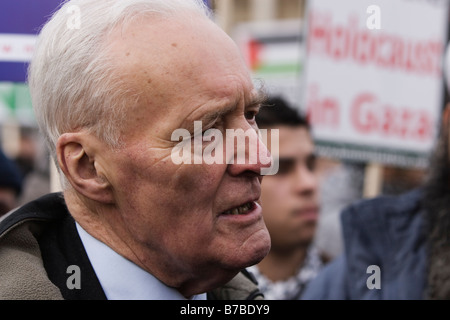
[96,14,271,290]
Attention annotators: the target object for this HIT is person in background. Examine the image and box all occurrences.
[247,96,331,299]
[301,43,450,300]
[0,148,23,218]
[16,127,51,206]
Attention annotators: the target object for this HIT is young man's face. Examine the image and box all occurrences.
[260,126,320,251]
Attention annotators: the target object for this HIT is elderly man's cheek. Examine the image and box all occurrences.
[172,163,224,193]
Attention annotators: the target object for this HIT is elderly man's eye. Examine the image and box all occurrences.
[202,128,216,138]
[245,111,257,121]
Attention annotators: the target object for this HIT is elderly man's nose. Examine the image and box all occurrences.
[226,128,273,176]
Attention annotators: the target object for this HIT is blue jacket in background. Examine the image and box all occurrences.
[302,188,428,299]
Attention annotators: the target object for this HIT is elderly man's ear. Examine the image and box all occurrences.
[57,133,114,204]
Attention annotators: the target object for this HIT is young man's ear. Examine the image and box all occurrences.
[56,132,114,204]
[444,102,450,127]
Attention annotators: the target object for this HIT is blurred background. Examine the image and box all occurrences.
[1,0,449,257]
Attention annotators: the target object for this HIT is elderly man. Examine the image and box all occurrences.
[0,0,272,300]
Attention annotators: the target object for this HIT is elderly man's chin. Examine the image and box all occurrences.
[213,201,271,266]
[223,226,271,270]
[244,229,271,267]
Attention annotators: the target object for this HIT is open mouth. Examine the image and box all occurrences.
[222,201,255,215]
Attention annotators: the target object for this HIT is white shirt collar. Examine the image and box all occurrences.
[76,222,206,300]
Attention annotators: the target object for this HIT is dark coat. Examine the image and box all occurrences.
[0,192,263,300]
[301,188,428,299]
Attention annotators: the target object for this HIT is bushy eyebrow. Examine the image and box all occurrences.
[182,88,267,133]
[198,88,267,124]
[201,104,236,126]
[248,88,268,107]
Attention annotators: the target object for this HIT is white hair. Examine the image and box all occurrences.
[28,0,211,188]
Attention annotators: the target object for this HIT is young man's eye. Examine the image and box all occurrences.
[277,158,295,175]
[306,154,317,172]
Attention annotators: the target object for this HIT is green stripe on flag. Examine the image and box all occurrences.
[253,63,302,75]
[0,82,35,125]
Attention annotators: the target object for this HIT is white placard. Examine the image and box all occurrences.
[303,0,449,167]
[0,33,36,63]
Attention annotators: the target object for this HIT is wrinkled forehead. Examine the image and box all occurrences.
[101,12,256,137]
[106,11,241,67]
[105,11,252,92]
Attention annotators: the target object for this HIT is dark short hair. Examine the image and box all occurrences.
[256,96,309,130]
[0,149,23,196]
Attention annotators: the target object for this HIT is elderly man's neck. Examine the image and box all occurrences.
[63,189,236,298]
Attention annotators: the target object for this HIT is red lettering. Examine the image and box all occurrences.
[353,31,372,65]
[415,111,433,141]
[307,9,443,77]
[306,85,340,128]
[351,93,377,133]
[329,26,349,60]
[2,45,11,53]
[308,12,330,55]
[381,106,397,136]
[392,38,404,69]
[400,109,413,138]
[350,92,433,142]
[375,35,391,68]
[24,44,34,53]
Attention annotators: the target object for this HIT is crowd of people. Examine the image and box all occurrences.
[0,0,446,300]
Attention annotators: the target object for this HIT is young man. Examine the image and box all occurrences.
[247,96,330,299]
